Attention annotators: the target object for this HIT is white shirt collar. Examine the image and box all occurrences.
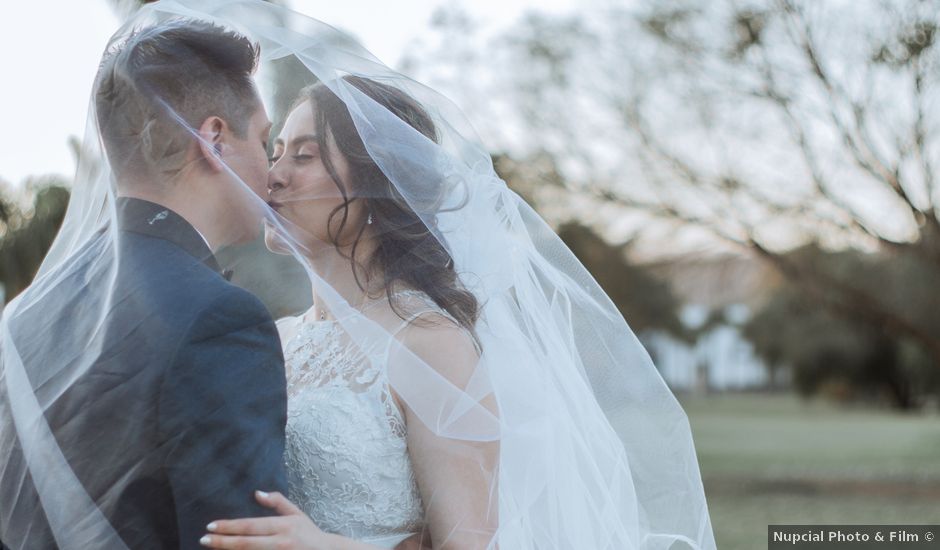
[194,227,213,252]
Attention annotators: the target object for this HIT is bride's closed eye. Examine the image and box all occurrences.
[268,146,285,167]
[294,142,319,161]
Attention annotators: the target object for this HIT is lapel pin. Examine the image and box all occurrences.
[148,210,169,225]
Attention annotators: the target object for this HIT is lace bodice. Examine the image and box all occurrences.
[279,290,445,547]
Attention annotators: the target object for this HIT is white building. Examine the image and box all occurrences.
[642,255,786,393]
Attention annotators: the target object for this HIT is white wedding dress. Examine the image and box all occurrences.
[278,289,449,548]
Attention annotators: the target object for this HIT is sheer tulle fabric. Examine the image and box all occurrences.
[0,1,715,548]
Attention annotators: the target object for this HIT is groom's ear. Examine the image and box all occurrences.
[196,116,227,173]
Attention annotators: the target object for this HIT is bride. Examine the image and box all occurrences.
[198,77,498,549]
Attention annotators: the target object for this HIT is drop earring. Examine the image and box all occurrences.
[366,212,374,225]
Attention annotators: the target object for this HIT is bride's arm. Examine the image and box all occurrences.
[198,490,391,550]
[394,316,500,550]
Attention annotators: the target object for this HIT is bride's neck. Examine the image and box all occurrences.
[306,238,385,315]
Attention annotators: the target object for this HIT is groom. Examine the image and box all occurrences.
[0,21,286,549]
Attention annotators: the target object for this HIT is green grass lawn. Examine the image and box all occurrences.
[678,393,940,549]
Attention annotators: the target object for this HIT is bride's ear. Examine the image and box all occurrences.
[196,116,227,172]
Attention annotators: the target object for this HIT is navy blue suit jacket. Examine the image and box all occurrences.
[0,198,288,549]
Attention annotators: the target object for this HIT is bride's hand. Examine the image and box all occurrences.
[200,490,335,550]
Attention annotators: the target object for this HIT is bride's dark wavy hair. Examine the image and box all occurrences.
[295,76,479,333]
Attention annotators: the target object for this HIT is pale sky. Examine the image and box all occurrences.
[0,0,576,188]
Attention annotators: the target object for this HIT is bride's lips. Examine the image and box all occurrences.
[267,199,283,210]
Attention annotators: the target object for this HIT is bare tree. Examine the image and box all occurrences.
[404,0,940,367]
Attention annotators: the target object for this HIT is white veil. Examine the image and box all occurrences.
[0,1,716,549]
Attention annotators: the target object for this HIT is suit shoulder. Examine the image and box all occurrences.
[119,233,243,311]
[203,283,275,326]
[175,281,278,351]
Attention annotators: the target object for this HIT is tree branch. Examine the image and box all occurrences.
[778,0,925,219]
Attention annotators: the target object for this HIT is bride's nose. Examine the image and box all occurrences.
[267,172,285,195]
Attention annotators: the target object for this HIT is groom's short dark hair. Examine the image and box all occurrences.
[94,19,260,181]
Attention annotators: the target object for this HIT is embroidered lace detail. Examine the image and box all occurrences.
[280,289,448,544]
